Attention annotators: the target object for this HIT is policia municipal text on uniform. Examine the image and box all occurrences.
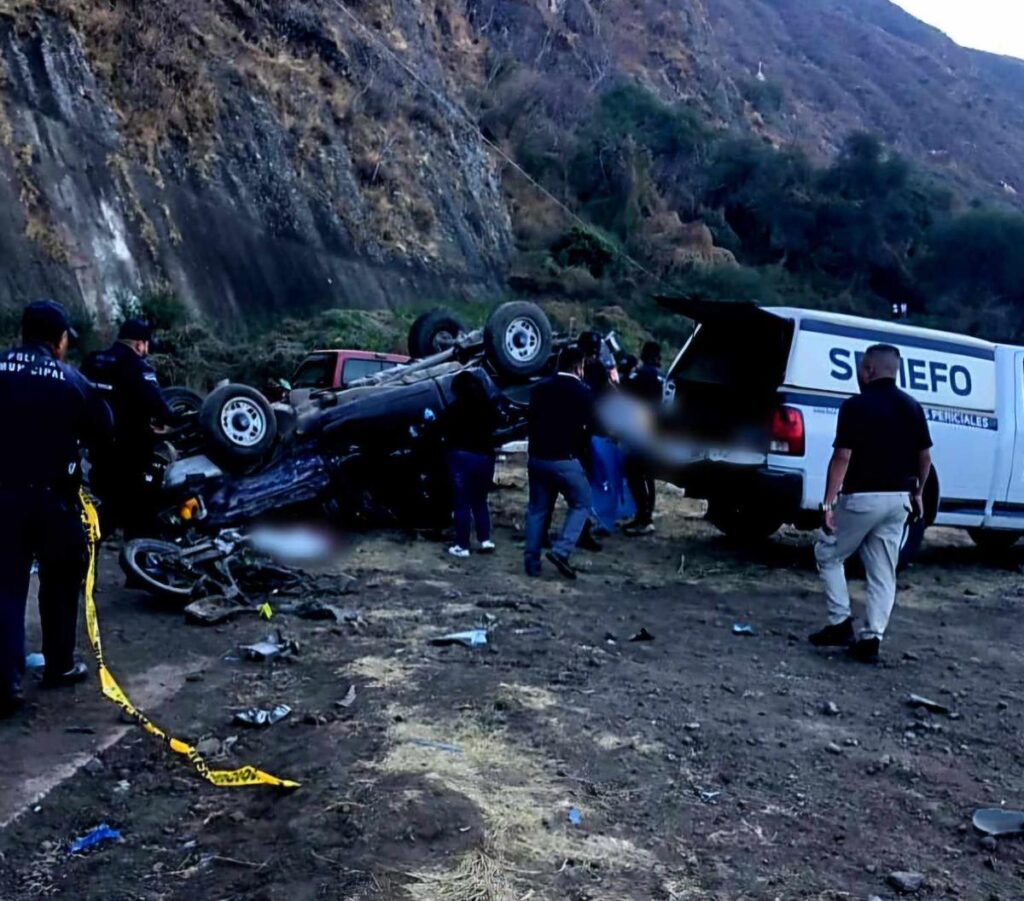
[0,301,113,718]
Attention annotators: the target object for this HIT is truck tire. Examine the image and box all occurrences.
[199,383,277,467]
[967,528,1022,552]
[408,309,467,358]
[163,386,203,418]
[483,301,553,379]
[706,499,783,541]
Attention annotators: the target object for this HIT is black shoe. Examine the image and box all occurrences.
[41,662,89,688]
[808,617,854,648]
[525,566,541,578]
[577,532,603,553]
[545,551,577,580]
[0,691,24,719]
[623,520,655,536]
[846,637,881,664]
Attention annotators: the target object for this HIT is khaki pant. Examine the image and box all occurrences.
[814,492,911,641]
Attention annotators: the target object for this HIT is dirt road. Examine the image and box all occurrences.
[1,461,1022,899]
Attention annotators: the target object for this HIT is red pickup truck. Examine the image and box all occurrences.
[288,349,410,398]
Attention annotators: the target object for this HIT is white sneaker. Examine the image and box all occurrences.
[479,540,496,553]
[448,545,470,558]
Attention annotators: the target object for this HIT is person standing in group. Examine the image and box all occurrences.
[444,370,499,558]
[622,341,665,535]
[0,301,112,718]
[810,344,932,664]
[523,347,595,579]
[81,318,176,538]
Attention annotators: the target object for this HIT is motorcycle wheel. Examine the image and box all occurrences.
[120,539,197,602]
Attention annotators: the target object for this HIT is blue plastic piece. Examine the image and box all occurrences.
[68,823,122,855]
[25,653,45,668]
[567,807,582,826]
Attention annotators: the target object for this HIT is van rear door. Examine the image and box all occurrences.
[661,297,795,459]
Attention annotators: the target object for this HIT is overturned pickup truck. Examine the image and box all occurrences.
[146,302,565,538]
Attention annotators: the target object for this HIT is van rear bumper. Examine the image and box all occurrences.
[670,462,804,515]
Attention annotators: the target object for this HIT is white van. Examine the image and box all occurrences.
[662,298,1022,562]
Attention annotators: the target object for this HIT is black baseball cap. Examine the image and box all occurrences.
[22,299,78,343]
[118,318,154,342]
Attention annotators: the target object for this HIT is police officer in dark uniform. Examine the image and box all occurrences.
[622,341,665,534]
[82,318,175,537]
[0,301,112,718]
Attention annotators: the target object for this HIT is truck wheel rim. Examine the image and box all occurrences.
[220,398,266,447]
[433,330,457,351]
[504,317,541,362]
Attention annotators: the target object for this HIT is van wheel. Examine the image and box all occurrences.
[408,309,467,358]
[199,383,277,468]
[967,528,1022,552]
[706,499,783,541]
[483,301,553,379]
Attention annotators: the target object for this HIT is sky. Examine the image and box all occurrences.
[892,1,1024,60]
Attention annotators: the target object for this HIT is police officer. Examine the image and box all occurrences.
[622,341,665,535]
[810,344,932,664]
[0,301,111,717]
[82,318,175,537]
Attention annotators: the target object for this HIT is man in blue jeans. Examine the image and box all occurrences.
[524,348,595,579]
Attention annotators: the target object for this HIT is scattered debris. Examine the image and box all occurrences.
[233,705,292,727]
[567,807,582,826]
[240,632,298,662]
[68,823,122,855]
[825,742,843,755]
[335,685,358,709]
[258,602,274,620]
[887,871,924,894]
[512,626,546,637]
[906,693,950,715]
[430,629,488,648]
[407,738,464,754]
[676,554,686,576]
[731,623,756,636]
[185,597,251,626]
[280,601,362,623]
[822,701,840,716]
[699,790,722,804]
[629,628,655,642]
[973,808,1024,837]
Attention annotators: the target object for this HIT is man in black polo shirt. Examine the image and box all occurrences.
[810,344,932,663]
[523,347,594,579]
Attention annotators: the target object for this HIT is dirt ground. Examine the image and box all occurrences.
[2,458,1023,900]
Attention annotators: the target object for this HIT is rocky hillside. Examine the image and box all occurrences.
[0,0,1022,324]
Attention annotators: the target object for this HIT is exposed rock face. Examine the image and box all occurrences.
[0,2,511,321]
[0,0,1022,320]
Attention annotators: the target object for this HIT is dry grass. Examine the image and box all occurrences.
[347,655,414,689]
[377,704,658,898]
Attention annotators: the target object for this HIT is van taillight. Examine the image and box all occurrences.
[770,406,804,456]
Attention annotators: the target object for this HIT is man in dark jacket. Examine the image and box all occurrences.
[0,301,112,717]
[523,348,594,579]
[82,319,175,537]
[622,341,665,534]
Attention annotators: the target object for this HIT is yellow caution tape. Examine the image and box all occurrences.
[79,494,299,789]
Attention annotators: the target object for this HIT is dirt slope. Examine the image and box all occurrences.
[1,462,1022,899]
